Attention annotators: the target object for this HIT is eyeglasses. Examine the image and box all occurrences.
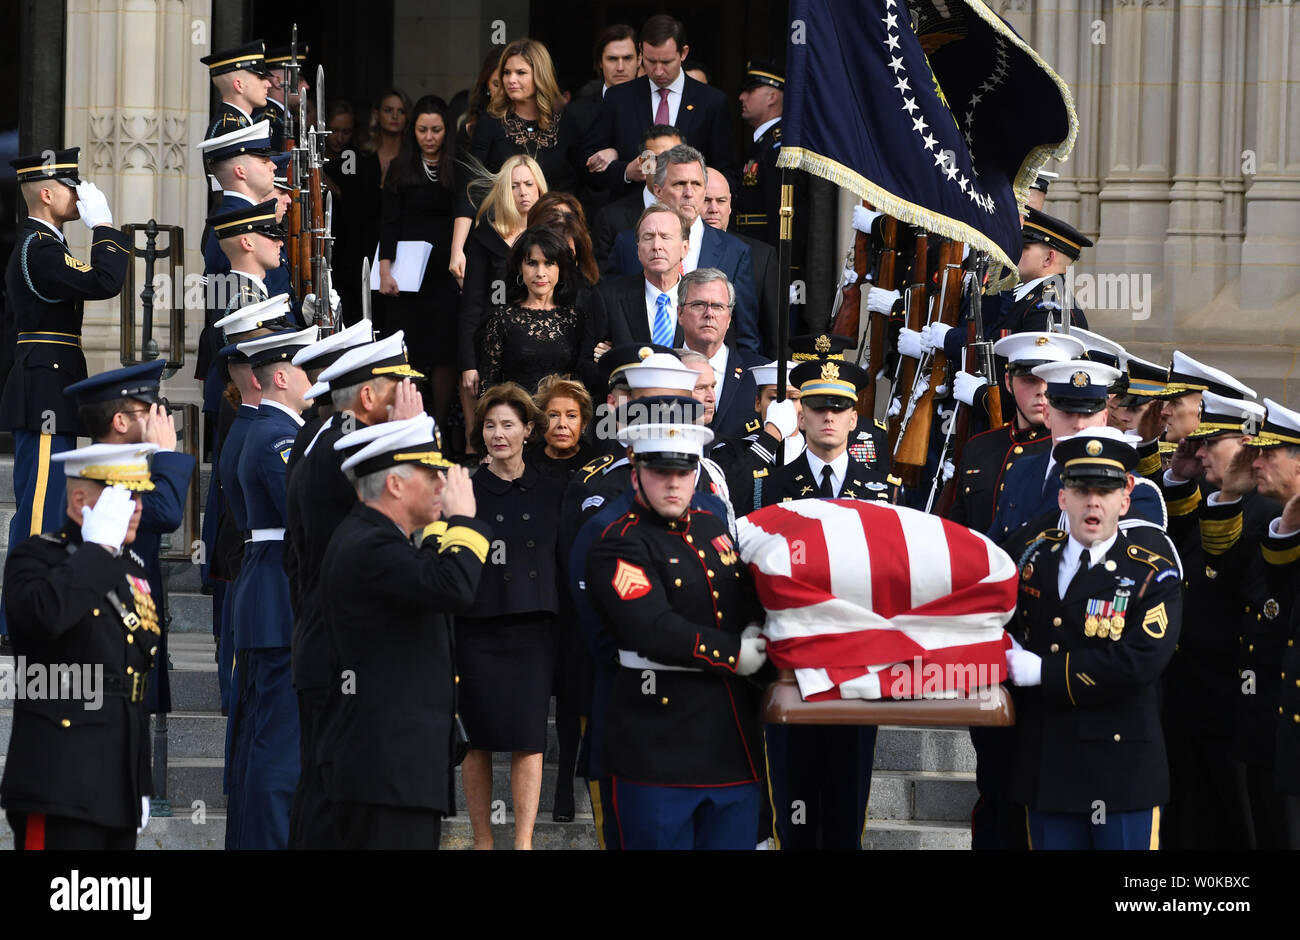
[681,301,731,315]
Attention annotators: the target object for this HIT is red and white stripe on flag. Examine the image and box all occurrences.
[737,498,1018,701]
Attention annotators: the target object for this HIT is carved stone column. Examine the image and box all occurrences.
[1239,0,1300,309]
[63,0,213,401]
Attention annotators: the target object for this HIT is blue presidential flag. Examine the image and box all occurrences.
[779,0,1077,271]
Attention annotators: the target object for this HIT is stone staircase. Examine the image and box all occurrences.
[0,457,978,849]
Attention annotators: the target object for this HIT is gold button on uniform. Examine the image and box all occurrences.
[661,697,669,705]
[699,644,707,652]
[674,579,682,587]
[707,570,715,578]
[728,656,735,664]
[697,550,706,558]
[685,535,694,544]
[1052,617,1062,627]
[61,719,71,728]
[712,590,719,599]
[1049,643,1059,653]
[712,649,720,657]
[126,635,134,644]
[1113,734,1121,742]
[716,612,723,620]
[1014,446,1024,455]
[126,666,134,675]
[92,608,100,617]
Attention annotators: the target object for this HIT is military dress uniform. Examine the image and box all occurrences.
[200,42,270,140]
[1,151,131,635]
[63,361,197,715]
[586,418,766,850]
[997,209,1092,335]
[225,326,317,850]
[315,416,490,849]
[1,444,162,850]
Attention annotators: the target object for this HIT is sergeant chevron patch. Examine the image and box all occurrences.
[1141,602,1168,639]
[612,559,652,600]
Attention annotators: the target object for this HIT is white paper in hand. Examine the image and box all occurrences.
[370,241,433,292]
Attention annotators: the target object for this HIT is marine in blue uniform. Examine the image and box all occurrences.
[586,416,768,849]
[225,324,318,850]
[64,360,196,716]
[200,41,271,141]
[1,148,130,638]
[1,443,164,849]
[989,360,1167,544]
[1006,429,1183,849]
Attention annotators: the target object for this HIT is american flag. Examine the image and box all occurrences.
[737,499,1017,701]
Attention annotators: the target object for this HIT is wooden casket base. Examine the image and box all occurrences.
[762,670,1015,727]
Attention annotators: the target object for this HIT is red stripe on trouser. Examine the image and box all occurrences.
[24,813,45,850]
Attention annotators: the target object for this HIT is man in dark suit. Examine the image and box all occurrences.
[566,24,642,222]
[702,168,781,361]
[592,124,683,266]
[677,268,765,439]
[582,14,736,196]
[604,146,761,355]
[592,204,690,352]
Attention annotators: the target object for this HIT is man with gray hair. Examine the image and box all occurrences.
[677,268,765,437]
[314,415,489,849]
[605,144,764,356]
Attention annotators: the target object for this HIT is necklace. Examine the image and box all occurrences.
[422,158,439,182]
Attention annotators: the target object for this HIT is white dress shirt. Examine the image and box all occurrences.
[650,70,687,127]
[1014,276,1048,303]
[29,217,65,242]
[805,449,849,497]
[263,397,306,428]
[684,214,705,274]
[753,117,781,143]
[644,276,680,340]
[1056,531,1117,599]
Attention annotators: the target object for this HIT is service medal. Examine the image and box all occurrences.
[1097,617,1111,639]
[1084,615,1098,637]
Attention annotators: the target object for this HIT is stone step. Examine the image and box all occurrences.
[168,592,216,634]
[453,759,589,816]
[862,817,972,850]
[864,770,977,823]
[872,725,977,773]
[439,815,600,850]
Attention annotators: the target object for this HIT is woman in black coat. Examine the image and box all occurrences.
[459,382,565,849]
[377,96,460,429]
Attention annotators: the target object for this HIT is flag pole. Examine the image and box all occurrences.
[775,170,794,465]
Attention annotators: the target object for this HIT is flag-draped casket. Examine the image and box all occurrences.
[738,499,1017,701]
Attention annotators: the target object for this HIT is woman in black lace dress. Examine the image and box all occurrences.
[478,227,585,393]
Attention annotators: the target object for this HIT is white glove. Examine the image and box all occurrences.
[866,286,900,316]
[920,322,952,354]
[75,181,113,229]
[788,283,801,306]
[138,796,151,835]
[81,485,136,551]
[953,370,987,407]
[741,624,764,641]
[852,205,883,235]
[764,398,799,441]
[302,288,341,323]
[896,327,924,360]
[887,396,903,418]
[941,459,956,483]
[1006,637,1042,687]
[841,268,859,286]
[961,243,972,261]
[737,636,768,676]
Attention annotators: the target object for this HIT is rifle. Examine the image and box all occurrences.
[828,201,870,342]
[285,26,305,298]
[861,215,899,420]
[886,231,927,483]
[895,238,965,471]
[309,65,336,333]
[298,87,316,301]
[930,252,1003,514]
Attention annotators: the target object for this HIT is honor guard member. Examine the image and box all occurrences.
[758,358,893,851]
[1025,170,1057,213]
[586,417,768,849]
[256,45,308,152]
[999,208,1091,335]
[64,362,196,717]
[789,332,889,472]
[1005,428,1182,849]
[947,332,1086,534]
[1220,399,1300,847]
[284,319,376,475]
[754,358,899,510]
[988,360,1166,544]
[1110,356,1173,472]
[734,61,805,271]
[200,41,272,141]
[1,443,162,849]
[315,417,489,849]
[284,332,424,848]
[710,360,804,513]
[1,149,130,639]
[1157,392,1270,848]
[226,324,318,850]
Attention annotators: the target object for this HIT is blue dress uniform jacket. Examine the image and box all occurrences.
[756,451,899,510]
[316,505,491,815]
[233,402,301,650]
[205,102,252,140]
[997,278,1088,336]
[135,450,197,714]
[988,451,1167,544]
[946,424,1050,533]
[0,220,131,433]
[1,524,156,832]
[586,506,763,786]
[1009,527,1182,814]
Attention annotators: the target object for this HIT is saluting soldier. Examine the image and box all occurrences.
[1005,429,1183,849]
[2,443,163,849]
[1,149,131,640]
[63,361,197,718]
[225,325,318,851]
[586,416,769,849]
[315,416,490,849]
[284,331,425,848]
[1157,391,1270,848]
[200,41,272,140]
[757,358,892,851]
[946,332,1085,534]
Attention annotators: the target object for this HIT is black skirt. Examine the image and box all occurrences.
[389,277,461,371]
[455,613,555,753]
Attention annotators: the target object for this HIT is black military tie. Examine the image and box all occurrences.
[1069,551,1093,590]
[819,465,835,498]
